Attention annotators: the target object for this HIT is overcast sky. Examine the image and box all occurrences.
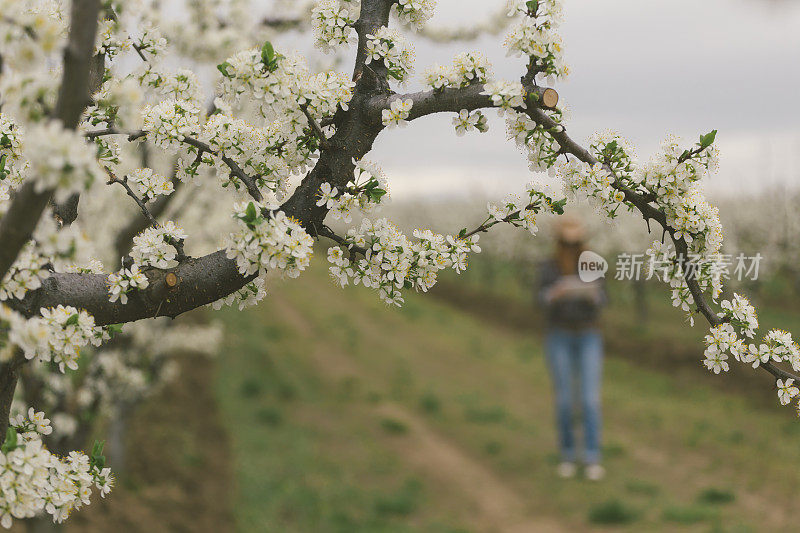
[318,0,800,200]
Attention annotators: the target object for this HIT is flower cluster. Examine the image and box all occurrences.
[7,305,103,373]
[504,0,567,80]
[212,45,354,188]
[326,219,480,306]
[382,99,413,128]
[10,408,53,442]
[316,159,389,222]
[107,265,149,304]
[0,113,24,191]
[196,113,290,196]
[777,379,799,406]
[225,203,314,278]
[508,110,566,173]
[0,433,112,528]
[741,329,800,370]
[130,222,187,269]
[422,52,492,90]
[128,168,174,200]
[507,0,564,23]
[21,122,102,202]
[95,18,129,60]
[311,0,359,52]
[633,135,722,255]
[702,301,800,407]
[557,160,623,218]
[365,27,415,82]
[486,181,567,236]
[504,15,567,80]
[481,81,526,114]
[0,1,67,121]
[158,69,204,106]
[0,244,49,301]
[720,293,759,338]
[211,277,267,311]
[703,323,740,374]
[393,0,437,31]
[642,241,723,315]
[453,110,489,136]
[88,77,145,130]
[133,22,168,58]
[141,99,201,151]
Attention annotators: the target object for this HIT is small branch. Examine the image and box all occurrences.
[84,128,264,202]
[84,127,119,139]
[131,42,148,62]
[180,136,263,202]
[261,16,304,30]
[104,168,159,227]
[317,225,369,257]
[300,104,330,149]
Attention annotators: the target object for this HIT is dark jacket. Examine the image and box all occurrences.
[538,259,606,330]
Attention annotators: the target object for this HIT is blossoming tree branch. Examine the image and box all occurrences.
[0,0,799,526]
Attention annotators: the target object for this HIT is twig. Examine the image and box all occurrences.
[104,167,158,228]
[300,104,330,149]
[180,136,264,202]
[317,225,369,257]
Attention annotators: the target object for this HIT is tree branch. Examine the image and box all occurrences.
[8,249,255,326]
[0,0,101,281]
[352,0,394,82]
[516,83,800,385]
[179,136,264,203]
[366,83,559,123]
[300,104,330,149]
[114,172,182,258]
[105,169,159,228]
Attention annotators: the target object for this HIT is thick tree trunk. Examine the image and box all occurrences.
[0,351,24,444]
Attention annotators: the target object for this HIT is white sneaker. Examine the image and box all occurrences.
[584,464,606,481]
[556,462,577,478]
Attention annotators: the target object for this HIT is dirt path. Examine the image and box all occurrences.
[274,294,568,533]
[64,354,234,533]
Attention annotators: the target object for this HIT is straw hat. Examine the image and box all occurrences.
[555,215,586,244]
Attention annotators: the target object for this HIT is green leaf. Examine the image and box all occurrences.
[699,129,717,148]
[369,188,387,203]
[458,228,467,238]
[90,440,107,468]
[261,40,275,65]
[1,428,17,454]
[551,198,568,215]
[216,61,231,78]
[107,323,124,336]
[526,0,539,12]
[245,202,257,222]
[65,313,80,326]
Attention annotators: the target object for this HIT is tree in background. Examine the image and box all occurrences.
[1,0,799,526]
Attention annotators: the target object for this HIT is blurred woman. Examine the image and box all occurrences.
[538,216,606,481]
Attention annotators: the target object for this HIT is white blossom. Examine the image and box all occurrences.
[382,98,413,128]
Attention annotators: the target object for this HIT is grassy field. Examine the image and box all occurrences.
[214,257,800,532]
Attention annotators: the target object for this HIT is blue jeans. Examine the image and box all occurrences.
[545,328,603,464]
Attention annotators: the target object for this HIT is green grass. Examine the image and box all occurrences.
[215,258,799,532]
[662,504,720,525]
[588,499,639,525]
